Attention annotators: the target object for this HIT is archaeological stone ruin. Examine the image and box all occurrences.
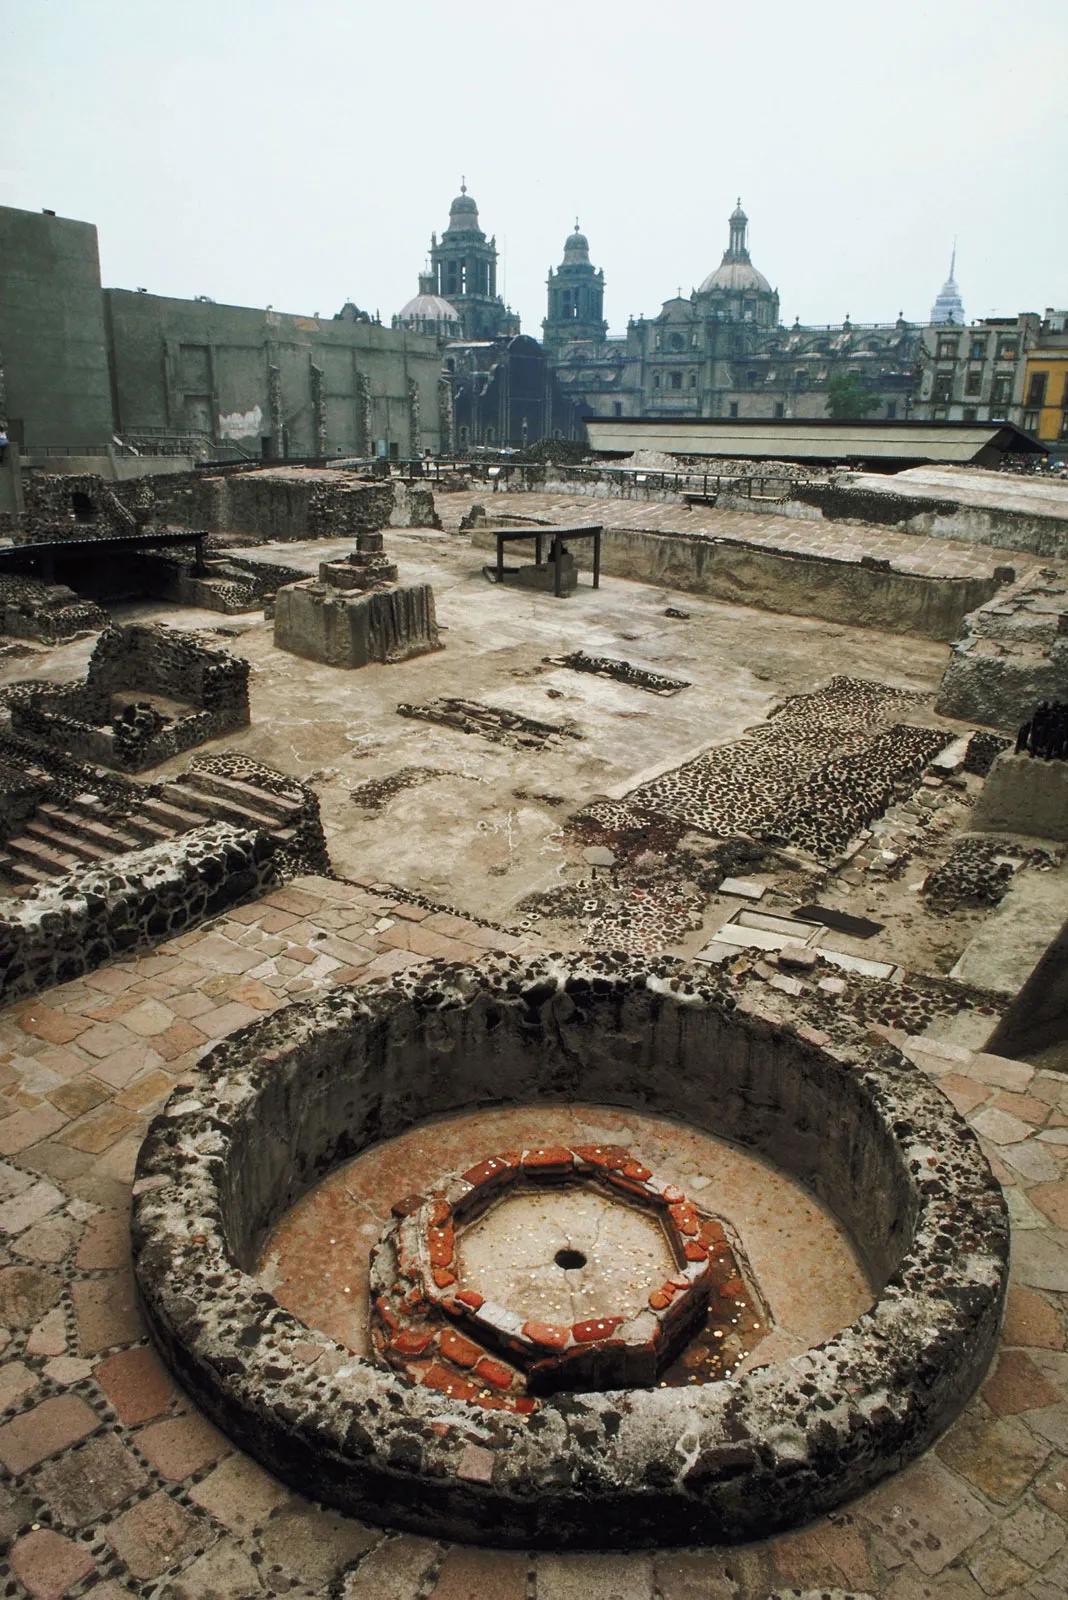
[0,440,1064,1593]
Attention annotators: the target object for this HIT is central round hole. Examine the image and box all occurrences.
[555,1247,587,1271]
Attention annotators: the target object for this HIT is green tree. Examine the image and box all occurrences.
[824,371,881,419]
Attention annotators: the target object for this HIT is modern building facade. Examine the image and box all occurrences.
[0,202,444,463]
[912,310,1068,453]
[0,206,114,450]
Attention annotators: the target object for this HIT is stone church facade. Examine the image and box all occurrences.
[545,204,923,425]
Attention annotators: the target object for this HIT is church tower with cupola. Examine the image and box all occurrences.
[543,222,608,355]
[427,182,519,341]
[693,201,779,329]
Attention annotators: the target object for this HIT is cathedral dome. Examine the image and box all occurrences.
[699,258,772,295]
[446,184,481,233]
[398,292,461,325]
[562,223,590,265]
[698,200,773,296]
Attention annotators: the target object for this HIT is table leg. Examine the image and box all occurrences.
[536,533,543,567]
[497,535,504,585]
[593,529,601,589]
[554,537,562,598]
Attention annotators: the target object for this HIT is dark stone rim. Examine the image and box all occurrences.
[131,955,1009,1548]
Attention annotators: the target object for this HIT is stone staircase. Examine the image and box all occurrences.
[0,770,304,896]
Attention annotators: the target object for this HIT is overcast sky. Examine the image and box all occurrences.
[3,1,1065,334]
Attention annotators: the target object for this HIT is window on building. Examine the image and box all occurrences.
[729,401,739,418]
[668,332,684,352]
[774,402,785,418]
[996,336,1018,360]
[933,408,948,421]
[970,338,986,360]
[747,370,759,385]
[795,370,808,391]
[653,374,660,388]
[887,401,897,419]
[459,426,469,446]
[963,407,978,421]
[937,337,958,359]
[688,372,697,387]
[670,371,682,390]
[991,374,1013,409]
[1023,411,1040,433]
[1060,409,1068,439]
[444,358,455,373]
[613,401,622,417]
[965,369,982,396]
[485,426,495,443]
[933,371,954,403]
[1027,372,1048,407]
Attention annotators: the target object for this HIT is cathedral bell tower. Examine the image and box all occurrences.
[428,181,519,341]
[543,222,608,355]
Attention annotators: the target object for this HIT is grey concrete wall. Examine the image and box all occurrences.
[0,205,115,449]
[104,291,443,458]
[471,524,998,641]
[970,751,1068,840]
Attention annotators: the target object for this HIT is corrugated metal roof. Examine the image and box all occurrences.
[584,417,1041,464]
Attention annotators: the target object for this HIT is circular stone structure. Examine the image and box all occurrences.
[131,956,1009,1548]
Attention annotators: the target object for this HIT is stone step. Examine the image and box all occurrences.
[177,770,302,823]
[119,811,180,846]
[135,797,207,835]
[160,782,288,835]
[22,818,113,864]
[37,806,145,856]
[5,833,85,876]
[4,860,46,893]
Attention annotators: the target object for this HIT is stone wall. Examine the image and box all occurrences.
[970,750,1068,839]
[15,472,155,543]
[153,472,440,542]
[274,581,441,668]
[470,523,999,642]
[0,576,107,643]
[936,573,1068,728]
[482,464,1068,558]
[0,822,279,1003]
[11,624,250,772]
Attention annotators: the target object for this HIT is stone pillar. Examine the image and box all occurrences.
[437,375,454,455]
[407,376,421,457]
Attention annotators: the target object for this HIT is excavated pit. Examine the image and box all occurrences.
[131,955,1009,1548]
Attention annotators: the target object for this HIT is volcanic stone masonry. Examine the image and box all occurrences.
[0,574,107,643]
[132,955,1009,1549]
[273,531,441,668]
[10,623,250,772]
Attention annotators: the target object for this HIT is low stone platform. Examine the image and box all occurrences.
[273,532,441,668]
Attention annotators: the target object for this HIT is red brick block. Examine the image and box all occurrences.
[432,1266,456,1288]
[475,1357,514,1391]
[428,1224,454,1267]
[462,1156,517,1188]
[390,1329,435,1358]
[684,1240,708,1261]
[422,1363,480,1403]
[669,1202,699,1236]
[572,1316,622,1344]
[622,1160,653,1181]
[521,1147,573,1174]
[521,1320,571,1351]
[440,1329,483,1368]
[455,1288,484,1311]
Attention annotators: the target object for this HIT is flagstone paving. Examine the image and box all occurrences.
[0,873,1065,1596]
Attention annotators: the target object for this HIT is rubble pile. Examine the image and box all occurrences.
[545,650,691,696]
[397,698,582,750]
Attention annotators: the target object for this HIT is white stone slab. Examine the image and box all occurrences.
[709,926,796,952]
[818,948,895,980]
[735,911,823,941]
[693,944,743,965]
[717,878,766,900]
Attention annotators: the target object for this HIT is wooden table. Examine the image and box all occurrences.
[489,524,603,598]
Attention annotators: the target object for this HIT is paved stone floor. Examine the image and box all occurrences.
[0,873,1066,1596]
[436,490,1030,579]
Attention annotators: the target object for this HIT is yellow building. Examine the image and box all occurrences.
[1022,323,1068,444]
